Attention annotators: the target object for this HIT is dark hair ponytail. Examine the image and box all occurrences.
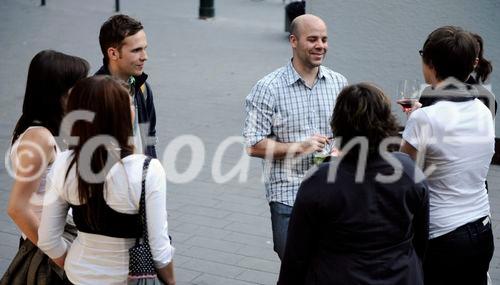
[471,33,493,83]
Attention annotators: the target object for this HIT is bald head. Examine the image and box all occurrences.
[290,14,327,39]
[289,14,328,71]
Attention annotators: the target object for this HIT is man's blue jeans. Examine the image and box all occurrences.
[270,202,293,260]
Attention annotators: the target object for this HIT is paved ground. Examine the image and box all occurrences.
[0,0,499,284]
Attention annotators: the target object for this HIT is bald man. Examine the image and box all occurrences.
[243,14,348,260]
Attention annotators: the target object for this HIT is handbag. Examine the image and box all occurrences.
[128,157,163,285]
[0,222,77,285]
[0,238,67,285]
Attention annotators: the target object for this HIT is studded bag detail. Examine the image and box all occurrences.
[128,157,162,284]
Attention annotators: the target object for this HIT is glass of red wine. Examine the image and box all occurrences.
[397,79,421,112]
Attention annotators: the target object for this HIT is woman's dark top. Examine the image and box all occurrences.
[70,195,141,238]
[278,152,429,285]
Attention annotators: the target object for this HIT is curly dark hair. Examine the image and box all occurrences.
[330,83,399,159]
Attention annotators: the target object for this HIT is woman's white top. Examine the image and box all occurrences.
[403,78,494,238]
[38,151,174,285]
[10,126,58,239]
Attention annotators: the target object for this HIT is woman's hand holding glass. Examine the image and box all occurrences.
[397,79,422,114]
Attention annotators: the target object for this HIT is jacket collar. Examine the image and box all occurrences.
[95,64,148,91]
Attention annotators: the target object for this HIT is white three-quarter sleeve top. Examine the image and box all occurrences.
[38,151,174,285]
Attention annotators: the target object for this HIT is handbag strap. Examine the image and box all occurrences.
[136,156,152,246]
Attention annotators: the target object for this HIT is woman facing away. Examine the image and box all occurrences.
[419,30,496,117]
[37,76,175,285]
[278,83,429,285]
[2,50,89,284]
[400,26,495,285]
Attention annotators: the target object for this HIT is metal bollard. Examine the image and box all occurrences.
[199,0,214,19]
[39,0,119,11]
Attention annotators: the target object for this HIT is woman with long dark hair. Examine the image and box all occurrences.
[37,76,175,285]
[278,83,429,285]
[2,50,88,284]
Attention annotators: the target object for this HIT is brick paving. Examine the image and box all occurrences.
[0,0,498,284]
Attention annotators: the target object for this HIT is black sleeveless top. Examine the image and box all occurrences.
[70,195,141,238]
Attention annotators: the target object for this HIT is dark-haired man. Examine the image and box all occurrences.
[96,14,157,157]
[243,14,347,260]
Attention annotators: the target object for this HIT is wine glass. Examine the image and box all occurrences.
[396,79,421,112]
[313,136,335,165]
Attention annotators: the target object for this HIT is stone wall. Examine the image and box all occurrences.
[308,0,500,131]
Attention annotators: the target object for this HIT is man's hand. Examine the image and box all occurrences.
[298,134,329,155]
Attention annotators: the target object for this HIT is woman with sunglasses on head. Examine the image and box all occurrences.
[1,50,89,285]
[401,26,494,285]
[37,76,175,285]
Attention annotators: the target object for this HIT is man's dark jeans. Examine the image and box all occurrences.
[424,216,494,285]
